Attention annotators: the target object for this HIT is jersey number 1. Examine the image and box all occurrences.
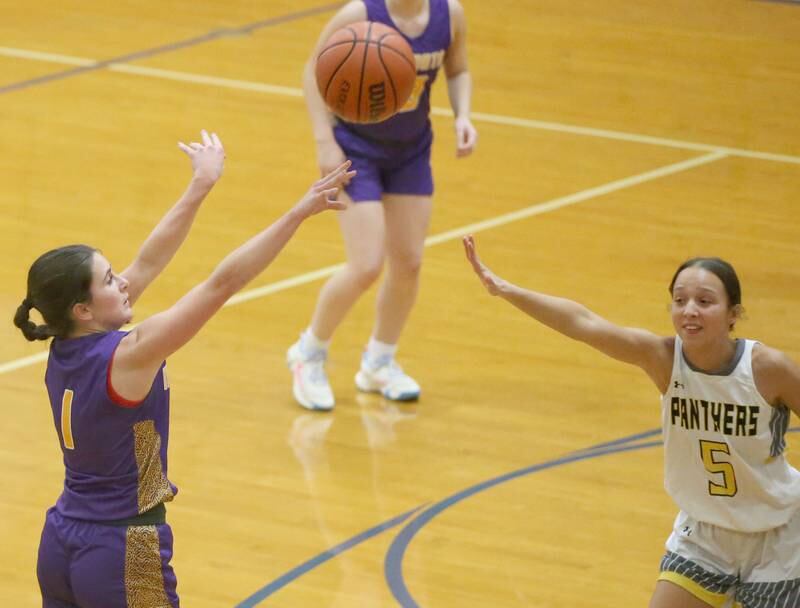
[61,389,75,450]
[699,440,737,497]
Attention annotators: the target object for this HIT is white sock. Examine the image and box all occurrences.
[299,328,330,358]
[364,337,397,369]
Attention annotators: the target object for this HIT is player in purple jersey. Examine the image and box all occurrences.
[14,131,354,608]
[287,0,478,411]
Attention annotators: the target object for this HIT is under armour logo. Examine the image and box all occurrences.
[674,381,685,389]
[682,526,692,536]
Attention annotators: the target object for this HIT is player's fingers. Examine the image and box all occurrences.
[340,169,357,184]
[201,130,212,146]
[329,160,352,178]
[211,132,222,148]
[321,162,351,186]
[319,165,338,179]
[189,142,203,151]
[177,142,193,155]
[464,234,475,251]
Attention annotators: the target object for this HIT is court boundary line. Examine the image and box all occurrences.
[0,3,343,95]
[1,45,799,165]
[0,151,726,375]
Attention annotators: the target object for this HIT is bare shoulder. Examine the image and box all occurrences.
[647,333,676,392]
[447,0,465,16]
[447,0,466,26]
[752,342,800,405]
[332,1,368,26]
[312,1,367,50]
[752,342,795,377]
[660,334,677,361]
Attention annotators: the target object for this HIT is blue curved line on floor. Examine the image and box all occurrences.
[232,426,799,607]
[384,439,661,607]
[234,503,427,608]
[385,426,800,607]
[577,427,661,452]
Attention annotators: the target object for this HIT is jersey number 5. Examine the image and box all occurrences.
[61,389,75,450]
[699,440,737,497]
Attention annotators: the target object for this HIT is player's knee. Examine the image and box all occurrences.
[389,252,423,280]
[350,260,383,289]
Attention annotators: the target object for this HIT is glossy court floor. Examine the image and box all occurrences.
[1,1,799,606]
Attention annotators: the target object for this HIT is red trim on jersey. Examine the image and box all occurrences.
[106,343,144,408]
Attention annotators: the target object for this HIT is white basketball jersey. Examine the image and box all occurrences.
[662,337,800,532]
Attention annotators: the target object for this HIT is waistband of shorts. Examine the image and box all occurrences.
[335,122,431,148]
[101,502,166,527]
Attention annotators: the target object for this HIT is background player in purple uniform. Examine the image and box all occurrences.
[14,131,354,608]
[287,0,478,411]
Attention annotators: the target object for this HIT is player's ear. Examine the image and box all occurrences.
[72,301,93,322]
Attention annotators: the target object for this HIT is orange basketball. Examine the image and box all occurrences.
[315,21,416,124]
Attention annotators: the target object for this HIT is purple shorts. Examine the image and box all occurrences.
[333,124,434,202]
[38,507,179,608]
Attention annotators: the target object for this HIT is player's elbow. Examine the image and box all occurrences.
[206,267,243,305]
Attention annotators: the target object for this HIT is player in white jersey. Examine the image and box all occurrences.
[463,235,800,608]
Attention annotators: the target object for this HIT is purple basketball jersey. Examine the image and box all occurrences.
[337,0,452,146]
[45,331,176,522]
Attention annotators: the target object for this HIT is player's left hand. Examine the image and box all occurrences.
[178,130,225,184]
[463,234,504,296]
[455,117,477,157]
[295,160,356,218]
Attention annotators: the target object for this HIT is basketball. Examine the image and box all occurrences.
[315,21,417,124]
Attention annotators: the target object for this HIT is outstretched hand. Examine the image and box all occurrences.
[463,234,505,296]
[295,160,357,218]
[178,130,225,184]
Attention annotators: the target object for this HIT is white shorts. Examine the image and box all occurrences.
[658,509,800,607]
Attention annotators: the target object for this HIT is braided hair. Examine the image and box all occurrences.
[13,245,96,341]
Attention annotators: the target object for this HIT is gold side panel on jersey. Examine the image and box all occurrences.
[133,420,175,513]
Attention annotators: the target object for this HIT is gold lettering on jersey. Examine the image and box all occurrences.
[670,397,759,437]
[413,50,445,71]
[399,75,429,113]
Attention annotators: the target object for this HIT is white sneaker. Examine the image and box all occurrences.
[287,342,335,411]
[355,355,420,401]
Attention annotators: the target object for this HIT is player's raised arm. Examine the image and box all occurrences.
[121,130,225,305]
[110,162,355,401]
[463,235,672,389]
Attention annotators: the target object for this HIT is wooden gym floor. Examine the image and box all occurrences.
[1,1,799,606]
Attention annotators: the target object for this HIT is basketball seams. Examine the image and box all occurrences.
[318,25,358,100]
[376,43,399,114]
[316,21,416,123]
[354,21,373,122]
[320,41,359,101]
[375,34,417,72]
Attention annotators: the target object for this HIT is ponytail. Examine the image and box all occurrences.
[13,297,52,342]
[15,245,96,342]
